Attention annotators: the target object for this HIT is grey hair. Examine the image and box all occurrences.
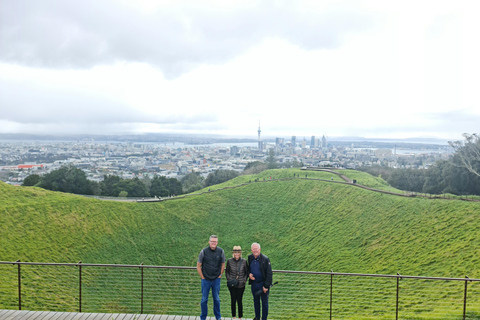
[251,242,261,249]
[209,235,218,241]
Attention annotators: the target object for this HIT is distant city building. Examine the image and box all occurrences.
[375,149,393,159]
[276,137,284,147]
[230,146,239,155]
[258,121,263,152]
[311,136,315,149]
[322,135,327,148]
[291,136,296,147]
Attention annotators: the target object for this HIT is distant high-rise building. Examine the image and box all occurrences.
[322,135,327,148]
[258,121,263,152]
[276,137,284,147]
[311,136,315,149]
[291,136,296,147]
[230,146,239,155]
[301,138,306,148]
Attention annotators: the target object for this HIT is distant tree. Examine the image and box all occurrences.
[89,180,102,196]
[166,176,183,195]
[423,160,449,194]
[242,161,268,175]
[360,151,480,196]
[22,174,41,186]
[429,159,480,195]
[358,166,394,181]
[449,133,480,177]
[281,160,293,168]
[100,175,123,197]
[244,161,263,171]
[38,165,94,195]
[150,175,182,197]
[266,149,278,169]
[291,159,303,168]
[118,190,128,197]
[204,169,239,187]
[387,168,426,192]
[142,175,152,192]
[121,177,149,197]
[181,172,204,193]
[149,176,168,197]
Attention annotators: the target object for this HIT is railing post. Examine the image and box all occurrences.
[140,263,144,314]
[78,261,82,312]
[330,270,333,320]
[16,260,21,310]
[463,276,469,320]
[396,273,401,320]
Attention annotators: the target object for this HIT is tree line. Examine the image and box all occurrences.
[358,133,480,196]
[22,165,240,198]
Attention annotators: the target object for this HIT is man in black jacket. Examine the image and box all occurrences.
[247,242,273,320]
[197,235,226,320]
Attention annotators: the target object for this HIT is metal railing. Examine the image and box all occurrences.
[1,261,479,319]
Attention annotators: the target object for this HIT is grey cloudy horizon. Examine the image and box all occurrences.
[1,0,479,140]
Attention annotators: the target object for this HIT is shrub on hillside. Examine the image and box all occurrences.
[22,174,41,186]
[204,169,239,187]
[38,165,99,195]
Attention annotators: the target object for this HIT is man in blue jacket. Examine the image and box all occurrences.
[247,242,273,320]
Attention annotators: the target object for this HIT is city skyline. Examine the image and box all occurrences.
[1,0,479,141]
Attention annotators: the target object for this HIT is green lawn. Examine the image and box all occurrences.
[1,168,479,318]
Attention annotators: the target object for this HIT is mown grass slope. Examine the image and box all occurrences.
[1,168,480,318]
[1,168,478,277]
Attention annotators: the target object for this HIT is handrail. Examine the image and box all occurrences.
[1,261,479,282]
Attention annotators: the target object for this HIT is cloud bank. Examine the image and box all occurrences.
[1,0,374,78]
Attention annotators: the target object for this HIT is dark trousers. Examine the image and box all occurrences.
[251,282,269,320]
[228,286,245,318]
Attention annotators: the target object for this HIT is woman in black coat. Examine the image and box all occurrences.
[225,246,248,319]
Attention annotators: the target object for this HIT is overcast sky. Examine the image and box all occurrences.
[1,0,479,141]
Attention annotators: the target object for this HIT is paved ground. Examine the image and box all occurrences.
[0,310,253,320]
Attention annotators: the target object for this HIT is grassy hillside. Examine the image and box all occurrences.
[1,168,478,275]
[1,168,479,317]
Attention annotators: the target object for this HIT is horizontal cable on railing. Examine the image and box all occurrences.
[1,261,479,319]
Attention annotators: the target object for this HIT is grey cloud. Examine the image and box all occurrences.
[0,0,375,78]
[426,13,456,39]
[424,110,480,132]
[341,110,480,139]
[0,78,217,126]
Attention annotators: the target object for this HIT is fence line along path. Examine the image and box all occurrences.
[0,310,253,320]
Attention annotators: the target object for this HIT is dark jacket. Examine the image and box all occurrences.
[247,253,273,288]
[225,257,248,288]
[199,246,225,280]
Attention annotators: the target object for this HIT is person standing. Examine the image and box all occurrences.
[247,242,273,320]
[197,235,226,320]
[225,246,248,319]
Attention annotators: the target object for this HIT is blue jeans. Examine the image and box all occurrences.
[201,278,221,320]
[251,282,269,320]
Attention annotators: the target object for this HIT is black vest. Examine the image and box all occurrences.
[201,247,224,280]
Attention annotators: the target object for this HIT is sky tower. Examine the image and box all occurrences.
[257,121,263,152]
